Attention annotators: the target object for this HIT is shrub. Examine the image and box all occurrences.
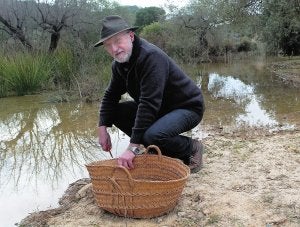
[237,38,257,52]
[140,22,167,49]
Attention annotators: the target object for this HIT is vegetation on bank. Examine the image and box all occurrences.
[0,0,299,98]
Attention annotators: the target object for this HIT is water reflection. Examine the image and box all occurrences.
[1,103,92,185]
[0,96,129,227]
[208,72,278,127]
[208,73,254,102]
[236,97,277,126]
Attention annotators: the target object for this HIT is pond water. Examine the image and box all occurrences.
[0,59,299,226]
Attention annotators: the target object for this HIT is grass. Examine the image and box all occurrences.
[207,214,221,224]
[0,48,113,100]
[0,52,52,96]
[0,74,8,97]
[50,48,78,89]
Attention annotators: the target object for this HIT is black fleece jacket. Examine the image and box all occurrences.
[99,35,205,144]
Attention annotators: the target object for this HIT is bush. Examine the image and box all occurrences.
[237,38,257,52]
[140,22,167,49]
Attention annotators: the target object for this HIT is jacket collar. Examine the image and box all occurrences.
[129,35,141,64]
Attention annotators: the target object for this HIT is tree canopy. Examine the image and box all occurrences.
[0,0,298,56]
[134,7,166,28]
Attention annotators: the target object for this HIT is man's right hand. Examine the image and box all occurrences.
[98,126,112,151]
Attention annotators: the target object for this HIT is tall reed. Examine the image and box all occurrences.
[0,74,8,97]
[51,48,78,89]
[0,53,52,96]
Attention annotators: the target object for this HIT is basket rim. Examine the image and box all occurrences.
[86,154,190,183]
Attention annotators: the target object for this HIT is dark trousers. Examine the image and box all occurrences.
[113,101,202,164]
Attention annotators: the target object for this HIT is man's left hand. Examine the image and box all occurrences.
[118,150,135,169]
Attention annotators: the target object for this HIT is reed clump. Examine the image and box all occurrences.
[0,52,52,96]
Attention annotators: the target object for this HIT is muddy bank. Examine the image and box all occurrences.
[268,58,300,88]
[19,127,300,227]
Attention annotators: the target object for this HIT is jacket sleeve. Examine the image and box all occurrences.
[99,65,126,127]
[130,51,169,143]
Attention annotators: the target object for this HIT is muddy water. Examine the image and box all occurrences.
[0,59,299,226]
[0,97,128,227]
[199,60,299,129]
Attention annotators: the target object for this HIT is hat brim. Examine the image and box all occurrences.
[94,26,139,47]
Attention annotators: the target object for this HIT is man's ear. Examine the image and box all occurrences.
[129,31,135,42]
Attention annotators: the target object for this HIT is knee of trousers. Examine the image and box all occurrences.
[142,129,167,146]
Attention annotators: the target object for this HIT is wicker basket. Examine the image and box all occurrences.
[86,145,190,218]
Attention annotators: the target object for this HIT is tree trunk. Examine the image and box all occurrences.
[49,32,60,53]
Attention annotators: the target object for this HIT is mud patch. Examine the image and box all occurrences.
[268,58,300,87]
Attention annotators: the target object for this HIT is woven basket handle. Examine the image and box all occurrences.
[145,145,162,157]
[112,165,134,182]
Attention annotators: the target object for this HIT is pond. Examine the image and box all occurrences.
[0,59,299,226]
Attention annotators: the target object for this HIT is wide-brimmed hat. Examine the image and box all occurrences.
[94,15,139,47]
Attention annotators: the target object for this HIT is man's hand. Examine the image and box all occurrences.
[118,149,135,169]
[98,126,112,151]
[118,143,140,169]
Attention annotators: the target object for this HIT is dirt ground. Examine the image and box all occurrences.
[19,126,300,227]
[268,58,300,87]
[19,59,300,227]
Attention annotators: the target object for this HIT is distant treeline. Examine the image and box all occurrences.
[0,0,299,97]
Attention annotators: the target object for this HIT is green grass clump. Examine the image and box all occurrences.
[0,53,52,96]
[51,48,78,89]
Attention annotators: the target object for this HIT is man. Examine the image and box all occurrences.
[95,15,205,173]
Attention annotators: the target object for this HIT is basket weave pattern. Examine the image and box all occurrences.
[86,145,190,218]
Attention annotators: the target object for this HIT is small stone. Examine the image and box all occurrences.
[76,183,92,199]
[202,208,211,215]
[157,217,163,223]
[178,211,186,217]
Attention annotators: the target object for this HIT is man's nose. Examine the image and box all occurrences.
[110,43,118,52]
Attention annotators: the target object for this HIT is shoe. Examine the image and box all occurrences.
[189,139,203,173]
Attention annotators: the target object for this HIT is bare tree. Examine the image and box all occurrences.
[31,0,84,52]
[176,7,218,62]
[0,0,32,50]
[0,0,132,52]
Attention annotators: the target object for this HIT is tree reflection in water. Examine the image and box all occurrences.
[0,99,123,190]
[0,96,131,226]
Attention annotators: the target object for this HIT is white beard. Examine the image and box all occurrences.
[114,52,132,63]
[114,41,133,63]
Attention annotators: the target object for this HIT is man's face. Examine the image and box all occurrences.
[103,31,134,63]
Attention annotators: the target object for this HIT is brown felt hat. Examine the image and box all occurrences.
[94,15,139,47]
